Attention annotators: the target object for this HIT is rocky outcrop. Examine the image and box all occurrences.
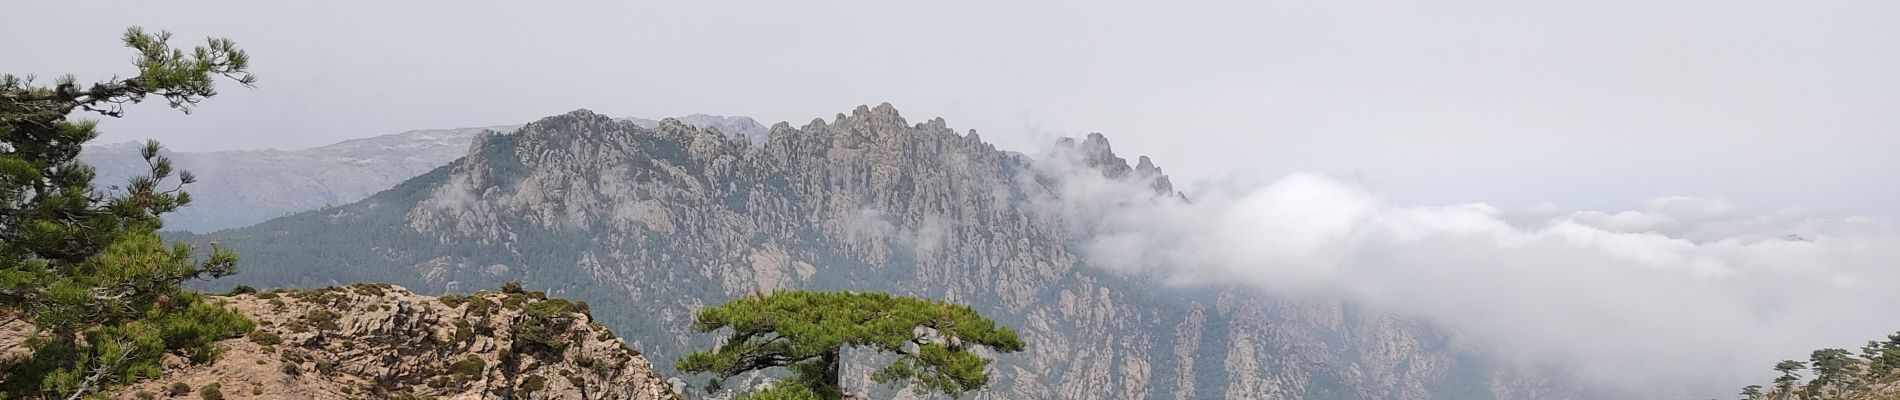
[103,284,675,400]
[192,104,1607,399]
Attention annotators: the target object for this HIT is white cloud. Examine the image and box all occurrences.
[1037,152,1900,394]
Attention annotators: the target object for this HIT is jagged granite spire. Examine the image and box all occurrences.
[1053,131,1177,195]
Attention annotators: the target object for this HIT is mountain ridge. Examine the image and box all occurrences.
[184,104,1613,399]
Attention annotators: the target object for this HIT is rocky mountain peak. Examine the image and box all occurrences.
[1134,155,1158,173]
[501,109,769,155]
[824,103,922,148]
[468,128,505,154]
[557,108,606,120]
[853,102,903,118]
[518,109,625,140]
[1051,131,1176,195]
[1133,155,1176,195]
[675,114,770,145]
[1053,132,1128,177]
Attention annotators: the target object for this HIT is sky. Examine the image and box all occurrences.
[4,0,1897,216]
[6,0,1900,394]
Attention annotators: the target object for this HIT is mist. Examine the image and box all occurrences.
[1034,142,1900,394]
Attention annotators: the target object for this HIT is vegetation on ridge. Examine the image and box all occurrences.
[678,291,1025,399]
[1735,330,1900,399]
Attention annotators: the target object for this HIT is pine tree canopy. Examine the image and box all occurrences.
[677,291,1026,400]
[0,27,255,399]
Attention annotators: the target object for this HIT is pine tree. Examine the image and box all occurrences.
[677,291,1026,400]
[1806,348,1855,397]
[1772,360,1805,395]
[0,27,256,398]
[1739,384,1762,400]
[1877,332,1900,379]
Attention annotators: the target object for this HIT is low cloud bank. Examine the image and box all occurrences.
[1036,149,1900,394]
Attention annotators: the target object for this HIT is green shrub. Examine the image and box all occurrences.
[518,375,546,396]
[466,298,495,316]
[500,295,528,310]
[349,283,386,297]
[198,382,223,400]
[452,320,476,344]
[523,299,586,319]
[303,309,341,331]
[314,359,338,375]
[735,384,823,400]
[512,317,568,353]
[226,285,257,295]
[248,330,283,346]
[288,287,347,307]
[158,299,255,363]
[447,355,487,376]
[440,294,469,308]
[169,382,192,396]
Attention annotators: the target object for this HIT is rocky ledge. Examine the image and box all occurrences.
[104,283,675,399]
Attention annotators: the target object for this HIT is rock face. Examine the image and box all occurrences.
[190,105,1611,399]
[104,283,675,400]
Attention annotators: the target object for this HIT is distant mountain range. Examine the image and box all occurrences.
[83,115,766,232]
[179,105,1621,399]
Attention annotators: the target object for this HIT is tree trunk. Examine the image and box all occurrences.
[822,350,844,399]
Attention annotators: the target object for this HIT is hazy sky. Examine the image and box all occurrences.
[4,0,1897,215]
